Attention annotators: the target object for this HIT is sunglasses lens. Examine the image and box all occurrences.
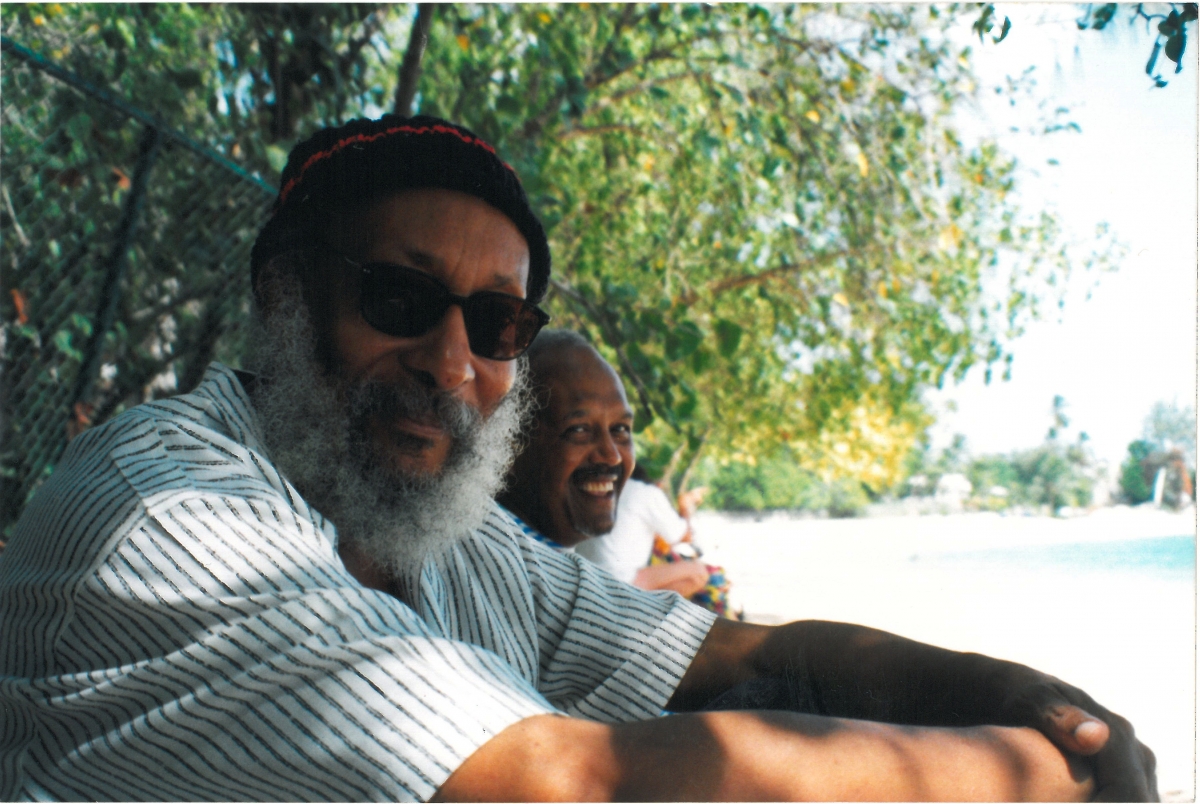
[359,263,548,360]
[360,266,447,338]
[463,295,548,360]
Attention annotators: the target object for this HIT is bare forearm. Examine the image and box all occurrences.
[686,711,1092,802]
[434,711,1092,802]
[670,619,1040,727]
[759,620,1033,725]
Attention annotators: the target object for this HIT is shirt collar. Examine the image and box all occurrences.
[500,506,572,551]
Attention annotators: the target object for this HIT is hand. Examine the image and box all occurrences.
[998,673,1158,801]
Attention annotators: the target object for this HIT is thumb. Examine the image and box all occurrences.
[1047,704,1110,755]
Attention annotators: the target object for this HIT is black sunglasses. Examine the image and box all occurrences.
[337,254,550,360]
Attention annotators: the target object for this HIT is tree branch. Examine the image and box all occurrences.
[603,72,691,104]
[675,429,709,495]
[394,4,435,116]
[549,277,667,425]
[558,123,643,140]
[682,250,857,305]
[585,4,640,88]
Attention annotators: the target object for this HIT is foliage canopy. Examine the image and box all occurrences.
[415,4,1111,489]
[3,3,1116,495]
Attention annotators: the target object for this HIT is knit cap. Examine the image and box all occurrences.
[251,115,551,304]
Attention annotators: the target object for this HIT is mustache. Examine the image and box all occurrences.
[571,464,623,484]
[346,376,480,439]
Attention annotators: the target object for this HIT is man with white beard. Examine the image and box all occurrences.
[0,116,1157,802]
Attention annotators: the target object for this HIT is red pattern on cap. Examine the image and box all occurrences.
[276,123,514,208]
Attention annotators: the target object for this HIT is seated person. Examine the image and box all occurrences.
[520,405,734,614]
[500,334,716,602]
[0,115,1155,801]
[577,464,710,596]
[503,342,734,613]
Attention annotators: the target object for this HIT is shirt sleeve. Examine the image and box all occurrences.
[507,514,717,722]
[638,483,690,545]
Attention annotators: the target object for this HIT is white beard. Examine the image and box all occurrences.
[245,278,532,585]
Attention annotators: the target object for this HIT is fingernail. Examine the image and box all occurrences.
[1075,720,1106,742]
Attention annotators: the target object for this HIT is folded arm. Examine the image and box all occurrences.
[434,710,1092,802]
[667,619,1157,801]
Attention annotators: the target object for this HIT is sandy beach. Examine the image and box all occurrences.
[692,505,1197,801]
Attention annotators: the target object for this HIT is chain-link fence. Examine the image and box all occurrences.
[1,38,278,536]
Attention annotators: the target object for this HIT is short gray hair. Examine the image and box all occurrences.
[524,328,595,371]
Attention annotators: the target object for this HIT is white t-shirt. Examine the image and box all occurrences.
[0,363,715,801]
[576,479,689,584]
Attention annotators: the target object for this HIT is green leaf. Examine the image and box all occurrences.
[1159,10,1180,37]
[114,17,136,49]
[626,342,653,376]
[65,113,91,145]
[675,388,698,420]
[70,313,94,337]
[994,17,1011,44]
[1165,32,1186,67]
[13,324,39,343]
[53,330,83,362]
[264,145,289,174]
[170,68,204,90]
[1090,4,1117,30]
[972,4,995,42]
[664,320,703,361]
[496,95,522,114]
[715,319,744,357]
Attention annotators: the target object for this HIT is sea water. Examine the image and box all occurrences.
[943,534,1196,575]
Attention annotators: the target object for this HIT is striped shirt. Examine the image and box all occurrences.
[0,363,716,801]
[503,507,572,551]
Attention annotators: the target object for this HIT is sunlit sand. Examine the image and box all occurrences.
[693,505,1196,801]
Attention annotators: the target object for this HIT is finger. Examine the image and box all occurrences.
[1071,719,1110,754]
[1044,704,1109,755]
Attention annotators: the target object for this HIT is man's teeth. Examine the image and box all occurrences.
[579,479,615,494]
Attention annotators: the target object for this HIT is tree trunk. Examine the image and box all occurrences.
[393,4,435,116]
[675,432,709,497]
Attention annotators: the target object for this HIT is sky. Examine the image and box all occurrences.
[924,4,1198,476]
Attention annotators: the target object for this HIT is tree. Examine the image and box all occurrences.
[974,3,1198,88]
[903,398,1097,514]
[1141,400,1196,468]
[1115,401,1197,510]
[2,4,416,530]
[415,5,1112,493]
[3,4,1115,503]
[3,4,409,176]
[1046,394,1069,441]
[1119,439,1156,504]
[1006,438,1094,512]
[1084,3,1198,87]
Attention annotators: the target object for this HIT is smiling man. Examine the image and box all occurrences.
[498,329,636,550]
[0,115,1157,802]
[497,330,715,600]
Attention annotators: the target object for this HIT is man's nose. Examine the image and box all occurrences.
[591,429,622,466]
[405,305,475,392]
